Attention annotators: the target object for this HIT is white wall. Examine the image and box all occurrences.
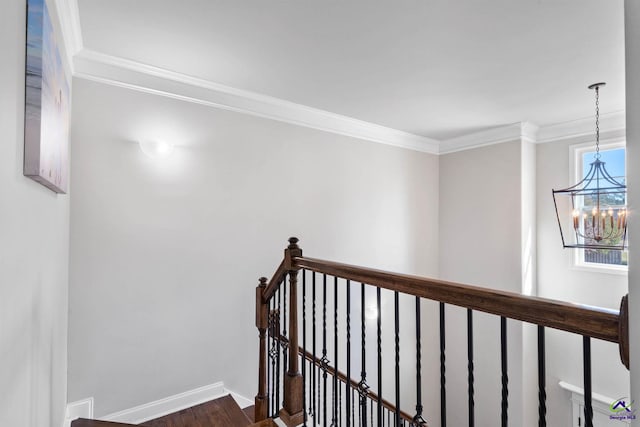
[536,138,629,425]
[438,140,527,427]
[625,2,640,426]
[67,79,440,417]
[0,1,70,427]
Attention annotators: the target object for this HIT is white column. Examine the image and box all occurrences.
[625,2,640,426]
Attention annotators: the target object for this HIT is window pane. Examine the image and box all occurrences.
[579,146,627,267]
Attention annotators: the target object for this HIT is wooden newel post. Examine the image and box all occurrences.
[255,277,269,421]
[619,293,630,370]
[280,237,305,426]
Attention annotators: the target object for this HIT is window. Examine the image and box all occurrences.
[572,141,628,271]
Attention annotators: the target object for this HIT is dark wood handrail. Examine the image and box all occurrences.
[262,259,287,302]
[294,256,621,343]
[256,239,629,426]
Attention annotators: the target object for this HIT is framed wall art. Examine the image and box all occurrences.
[24,0,70,194]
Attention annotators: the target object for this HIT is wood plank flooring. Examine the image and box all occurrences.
[140,395,251,427]
[71,395,253,427]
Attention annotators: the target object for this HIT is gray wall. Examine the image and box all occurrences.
[625,2,640,426]
[438,141,528,427]
[0,1,70,426]
[67,79,440,416]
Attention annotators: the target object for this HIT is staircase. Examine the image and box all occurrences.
[71,395,276,427]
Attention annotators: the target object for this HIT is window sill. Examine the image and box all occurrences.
[571,263,628,276]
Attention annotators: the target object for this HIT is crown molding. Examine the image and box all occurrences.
[53,0,626,155]
[52,0,83,73]
[536,110,626,144]
[439,121,539,154]
[72,49,440,154]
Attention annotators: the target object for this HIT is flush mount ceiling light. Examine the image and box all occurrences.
[552,82,628,250]
[139,140,175,159]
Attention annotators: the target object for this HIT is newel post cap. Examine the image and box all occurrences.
[285,237,302,270]
[288,237,299,249]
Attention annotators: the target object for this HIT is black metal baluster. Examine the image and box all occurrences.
[394,292,400,427]
[303,270,308,426]
[352,388,355,427]
[313,273,318,423]
[583,337,593,427]
[467,309,474,427]
[339,379,342,427]
[346,280,351,427]
[332,277,339,426]
[318,363,322,426]
[268,297,273,417]
[358,389,361,427]
[358,283,369,427]
[538,326,546,427]
[501,317,508,427]
[412,296,427,426]
[276,286,281,414]
[322,274,329,427]
[377,287,382,426]
[440,302,446,427]
[283,276,288,384]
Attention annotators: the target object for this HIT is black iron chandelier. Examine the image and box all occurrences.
[552,82,628,250]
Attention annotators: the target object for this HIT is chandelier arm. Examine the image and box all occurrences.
[598,165,627,188]
[557,162,598,192]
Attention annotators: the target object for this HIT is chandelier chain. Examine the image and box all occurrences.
[595,86,600,159]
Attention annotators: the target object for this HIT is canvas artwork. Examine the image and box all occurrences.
[24,0,70,194]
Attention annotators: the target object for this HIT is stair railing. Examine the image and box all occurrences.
[255,238,629,427]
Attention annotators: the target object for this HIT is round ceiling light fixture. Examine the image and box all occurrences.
[139,140,175,159]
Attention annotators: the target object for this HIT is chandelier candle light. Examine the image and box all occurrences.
[552,82,628,250]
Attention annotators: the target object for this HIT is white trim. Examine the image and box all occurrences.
[72,49,440,154]
[102,381,226,424]
[559,380,619,409]
[537,111,626,144]
[226,389,254,409]
[559,381,631,426]
[52,0,83,72]
[47,3,629,155]
[63,398,94,427]
[438,122,539,154]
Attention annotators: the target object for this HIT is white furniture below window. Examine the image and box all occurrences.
[559,381,631,426]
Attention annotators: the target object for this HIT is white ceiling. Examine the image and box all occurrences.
[76,0,625,141]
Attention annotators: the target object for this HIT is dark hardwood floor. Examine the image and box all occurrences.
[72,395,253,427]
[140,395,251,427]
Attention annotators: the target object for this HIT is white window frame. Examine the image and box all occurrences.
[569,138,628,275]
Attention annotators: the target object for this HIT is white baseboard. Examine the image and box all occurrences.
[226,389,254,409]
[66,382,255,425]
[103,381,226,424]
[63,398,94,427]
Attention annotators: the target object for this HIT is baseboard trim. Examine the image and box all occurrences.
[103,381,226,424]
[227,389,254,409]
[63,398,94,427]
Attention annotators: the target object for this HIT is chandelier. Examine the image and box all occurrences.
[552,82,628,250]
